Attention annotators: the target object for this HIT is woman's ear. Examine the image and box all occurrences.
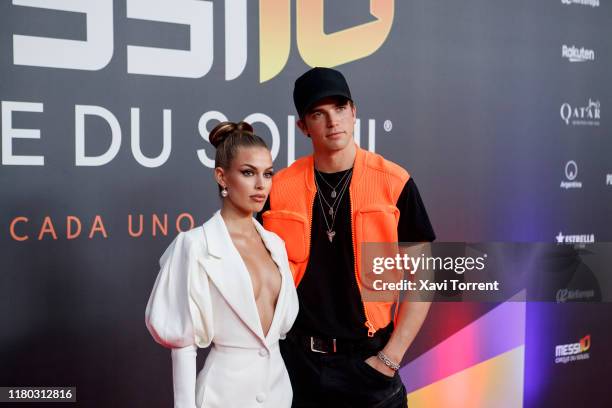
[214,167,226,188]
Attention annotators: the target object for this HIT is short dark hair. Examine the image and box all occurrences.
[302,95,354,118]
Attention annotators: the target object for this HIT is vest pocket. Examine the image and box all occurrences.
[262,210,309,263]
[355,205,402,307]
[354,204,400,243]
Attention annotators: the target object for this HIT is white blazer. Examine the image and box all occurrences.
[145,210,299,408]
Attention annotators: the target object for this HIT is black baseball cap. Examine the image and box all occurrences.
[293,67,353,118]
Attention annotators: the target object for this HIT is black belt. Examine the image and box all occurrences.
[290,324,393,354]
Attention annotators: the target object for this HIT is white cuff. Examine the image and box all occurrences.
[171,344,198,408]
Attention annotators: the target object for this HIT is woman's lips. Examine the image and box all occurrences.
[250,194,266,202]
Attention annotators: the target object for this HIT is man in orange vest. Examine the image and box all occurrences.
[258,67,435,407]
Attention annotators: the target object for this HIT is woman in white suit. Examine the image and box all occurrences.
[145,121,299,408]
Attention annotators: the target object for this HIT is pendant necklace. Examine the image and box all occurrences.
[314,168,353,242]
[315,167,352,199]
[316,169,352,216]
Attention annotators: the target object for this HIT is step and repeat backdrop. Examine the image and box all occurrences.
[1,1,611,407]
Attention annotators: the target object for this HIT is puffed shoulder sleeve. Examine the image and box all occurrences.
[145,231,214,348]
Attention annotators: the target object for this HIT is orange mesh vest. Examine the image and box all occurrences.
[262,146,410,336]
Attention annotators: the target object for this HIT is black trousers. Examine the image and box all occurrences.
[280,330,407,408]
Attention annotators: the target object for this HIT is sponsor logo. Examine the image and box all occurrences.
[10,0,394,82]
[555,335,591,364]
[560,160,582,189]
[560,99,600,126]
[556,288,595,303]
[555,232,595,244]
[561,0,599,7]
[562,44,595,62]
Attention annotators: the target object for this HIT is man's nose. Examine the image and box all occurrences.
[327,112,339,127]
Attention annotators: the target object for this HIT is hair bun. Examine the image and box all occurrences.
[235,121,254,134]
[209,121,254,148]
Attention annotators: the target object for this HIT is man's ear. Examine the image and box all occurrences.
[214,167,226,188]
[296,118,310,138]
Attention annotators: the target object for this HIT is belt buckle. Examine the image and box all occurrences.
[310,337,337,353]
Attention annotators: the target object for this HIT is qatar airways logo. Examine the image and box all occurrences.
[561,0,599,7]
[560,99,600,126]
[10,0,394,83]
[562,45,595,62]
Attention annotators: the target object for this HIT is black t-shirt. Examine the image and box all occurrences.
[258,169,435,340]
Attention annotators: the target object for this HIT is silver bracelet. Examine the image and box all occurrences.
[376,351,400,371]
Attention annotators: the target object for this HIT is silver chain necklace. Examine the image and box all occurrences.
[315,167,352,199]
[314,169,352,242]
[316,169,352,215]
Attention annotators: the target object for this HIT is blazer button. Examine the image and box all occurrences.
[258,348,268,357]
[256,393,266,403]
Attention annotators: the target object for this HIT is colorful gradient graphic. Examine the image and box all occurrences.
[259,0,291,82]
[296,0,394,68]
[400,294,526,407]
[259,0,394,82]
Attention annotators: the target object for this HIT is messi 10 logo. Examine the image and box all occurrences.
[10,0,394,82]
[555,334,591,357]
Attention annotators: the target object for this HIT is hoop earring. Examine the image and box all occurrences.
[221,187,228,197]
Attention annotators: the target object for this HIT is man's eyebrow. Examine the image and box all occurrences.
[308,101,348,114]
[308,108,322,114]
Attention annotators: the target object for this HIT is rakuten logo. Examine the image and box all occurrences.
[561,44,595,62]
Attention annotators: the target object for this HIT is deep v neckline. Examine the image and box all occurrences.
[220,216,285,340]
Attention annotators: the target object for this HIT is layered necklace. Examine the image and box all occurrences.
[315,167,352,199]
[314,168,353,242]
